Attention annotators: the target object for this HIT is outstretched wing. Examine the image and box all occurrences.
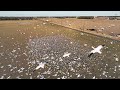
[98,51,102,54]
[92,46,95,49]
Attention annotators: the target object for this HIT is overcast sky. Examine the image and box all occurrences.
[0,11,120,17]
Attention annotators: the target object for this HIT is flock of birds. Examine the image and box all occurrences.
[33,44,105,72]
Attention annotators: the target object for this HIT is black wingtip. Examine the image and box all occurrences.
[102,44,105,47]
[33,70,36,73]
[88,53,93,58]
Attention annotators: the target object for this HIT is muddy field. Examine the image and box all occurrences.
[39,18,120,40]
[0,20,120,79]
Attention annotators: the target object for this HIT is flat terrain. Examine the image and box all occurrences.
[40,18,120,40]
[0,20,120,79]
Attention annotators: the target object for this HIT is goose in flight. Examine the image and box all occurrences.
[33,62,46,72]
[88,45,105,57]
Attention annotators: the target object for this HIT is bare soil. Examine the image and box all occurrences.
[39,18,120,41]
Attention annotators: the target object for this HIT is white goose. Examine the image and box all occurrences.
[88,45,105,57]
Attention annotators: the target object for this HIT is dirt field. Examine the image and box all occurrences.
[39,18,120,41]
[0,19,120,79]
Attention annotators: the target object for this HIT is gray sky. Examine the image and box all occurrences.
[0,11,120,17]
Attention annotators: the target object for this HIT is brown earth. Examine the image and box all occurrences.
[39,18,120,41]
[0,20,120,79]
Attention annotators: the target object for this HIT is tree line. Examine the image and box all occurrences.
[0,16,120,20]
[0,17,37,20]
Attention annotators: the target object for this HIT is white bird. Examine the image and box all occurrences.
[33,62,46,72]
[63,52,71,58]
[88,45,105,57]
